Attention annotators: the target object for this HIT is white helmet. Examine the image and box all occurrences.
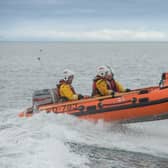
[97,66,109,77]
[106,65,114,76]
[63,69,74,81]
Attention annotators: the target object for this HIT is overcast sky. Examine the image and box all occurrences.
[1,0,168,41]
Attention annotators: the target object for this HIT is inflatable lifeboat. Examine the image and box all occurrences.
[19,72,168,123]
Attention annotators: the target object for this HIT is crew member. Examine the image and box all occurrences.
[106,65,130,92]
[57,69,84,101]
[92,66,114,97]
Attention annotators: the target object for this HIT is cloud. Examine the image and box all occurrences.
[1,27,167,41]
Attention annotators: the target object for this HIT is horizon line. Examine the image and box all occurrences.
[1,40,168,43]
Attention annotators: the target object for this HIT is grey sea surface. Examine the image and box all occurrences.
[0,42,168,168]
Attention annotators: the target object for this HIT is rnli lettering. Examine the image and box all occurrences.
[46,107,57,112]
[46,104,78,113]
[60,104,77,112]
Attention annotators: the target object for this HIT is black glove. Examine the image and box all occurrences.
[125,88,131,92]
[111,91,115,97]
[78,94,84,100]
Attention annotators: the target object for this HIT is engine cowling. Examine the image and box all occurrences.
[32,88,59,112]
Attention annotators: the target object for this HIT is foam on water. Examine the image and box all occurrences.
[1,108,168,168]
[54,114,168,158]
[0,109,89,168]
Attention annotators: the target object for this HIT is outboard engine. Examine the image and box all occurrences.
[32,88,59,112]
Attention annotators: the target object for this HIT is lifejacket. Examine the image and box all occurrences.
[56,79,76,101]
[56,80,63,97]
[108,79,119,92]
[92,76,110,96]
[92,80,101,96]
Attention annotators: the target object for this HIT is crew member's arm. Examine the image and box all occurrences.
[115,81,126,92]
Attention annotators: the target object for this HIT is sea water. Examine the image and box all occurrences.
[0,42,168,168]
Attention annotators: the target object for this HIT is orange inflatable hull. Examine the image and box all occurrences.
[19,85,168,123]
